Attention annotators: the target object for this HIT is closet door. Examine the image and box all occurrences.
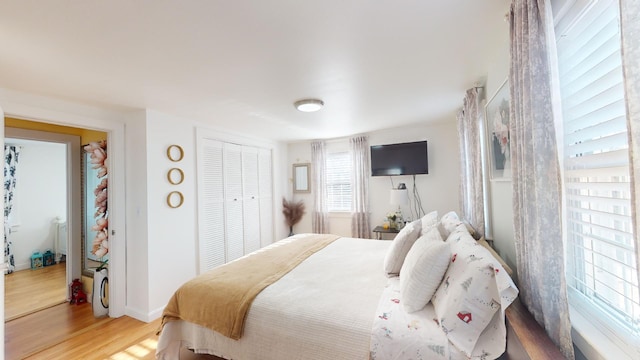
[258,148,274,247]
[198,139,226,273]
[223,143,244,262]
[242,147,261,254]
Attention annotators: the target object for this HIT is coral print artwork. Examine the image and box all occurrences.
[85,140,109,257]
[485,78,511,180]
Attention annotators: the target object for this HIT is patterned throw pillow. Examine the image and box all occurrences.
[431,230,518,358]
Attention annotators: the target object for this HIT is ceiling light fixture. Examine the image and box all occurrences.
[294,99,324,112]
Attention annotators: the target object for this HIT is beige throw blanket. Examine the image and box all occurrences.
[161,234,340,340]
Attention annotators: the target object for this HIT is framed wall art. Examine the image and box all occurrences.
[485,78,511,180]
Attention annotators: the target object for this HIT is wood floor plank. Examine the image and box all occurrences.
[6,302,228,360]
[24,316,161,360]
[4,263,68,321]
[4,264,222,359]
[5,303,111,359]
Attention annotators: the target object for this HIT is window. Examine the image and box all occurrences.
[326,151,352,212]
[555,0,639,349]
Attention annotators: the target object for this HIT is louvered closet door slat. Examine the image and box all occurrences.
[241,147,260,254]
[226,199,244,261]
[200,202,225,272]
[258,149,273,247]
[199,139,226,273]
[242,147,259,197]
[224,143,243,199]
[223,143,244,261]
[243,198,261,254]
[260,196,273,247]
[258,149,273,196]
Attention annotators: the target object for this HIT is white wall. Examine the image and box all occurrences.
[368,122,460,227]
[7,140,66,270]
[145,111,198,319]
[286,120,460,238]
[123,111,150,320]
[483,24,517,274]
[286,142,313,234]
[122,110,290,320]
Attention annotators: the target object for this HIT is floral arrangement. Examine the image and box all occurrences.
[85,140,109,258]
[282,198,305,236]
[493,101,510,156]
[386,212,397,222]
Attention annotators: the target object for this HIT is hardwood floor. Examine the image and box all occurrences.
[5,263,68,321]
[4,263,220,359]
[6,303,223,359]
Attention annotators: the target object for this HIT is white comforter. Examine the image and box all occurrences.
[157,235,391,359]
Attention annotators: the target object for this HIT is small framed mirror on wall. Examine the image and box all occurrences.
[293,163,311,193]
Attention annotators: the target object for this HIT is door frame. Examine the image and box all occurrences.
[0,97,126,318]
[4,128,81,286]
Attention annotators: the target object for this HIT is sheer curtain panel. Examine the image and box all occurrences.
[620,0,640,305]
[509,0,574,358]
[350,136,370,238]
[457,88,485,237]
[4,145,20,274]
[311,141,329,233]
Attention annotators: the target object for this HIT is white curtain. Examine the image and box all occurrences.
[311,141,329,233]
[509,1,574,358]
[620,0,640,303]
[457,88,485,237]
[350,135,370,238]
[4,145,21,274]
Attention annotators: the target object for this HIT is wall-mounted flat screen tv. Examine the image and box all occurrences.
[370,140,428,176]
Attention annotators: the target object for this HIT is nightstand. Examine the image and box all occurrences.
[372,226,400,240]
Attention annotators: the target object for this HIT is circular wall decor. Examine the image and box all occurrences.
[167,167,185,185]
[167,145,184,162]
[167,191,184,208]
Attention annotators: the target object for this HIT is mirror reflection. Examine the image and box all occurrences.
[293,163,310,193]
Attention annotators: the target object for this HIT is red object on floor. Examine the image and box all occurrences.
[69,278,87,305]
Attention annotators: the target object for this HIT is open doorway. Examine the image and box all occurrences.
[3,121,107,321]
[3,138,68,320]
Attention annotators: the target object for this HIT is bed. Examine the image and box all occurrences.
[157,212,564,360]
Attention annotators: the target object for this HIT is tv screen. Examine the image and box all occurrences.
[370,141,428,176]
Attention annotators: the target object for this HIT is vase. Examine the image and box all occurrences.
[93,268,109,317]
[289,226,294,237]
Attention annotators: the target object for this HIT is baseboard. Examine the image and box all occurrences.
[15,262,30,271]
[125,305,163,323]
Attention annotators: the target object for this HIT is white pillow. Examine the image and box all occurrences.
[420,210,439,236]
[399,228,450,313]
[437,210,462,239]
[383,219,422,277]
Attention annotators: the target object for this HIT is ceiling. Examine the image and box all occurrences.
[0,1,510,142]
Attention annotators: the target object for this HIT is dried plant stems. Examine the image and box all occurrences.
[282,198,306,232]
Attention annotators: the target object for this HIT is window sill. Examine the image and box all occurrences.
[570,304,640,360]
[328,211,351,219]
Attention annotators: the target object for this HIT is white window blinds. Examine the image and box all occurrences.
[556,0,639,335]
[326,151,352,212]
